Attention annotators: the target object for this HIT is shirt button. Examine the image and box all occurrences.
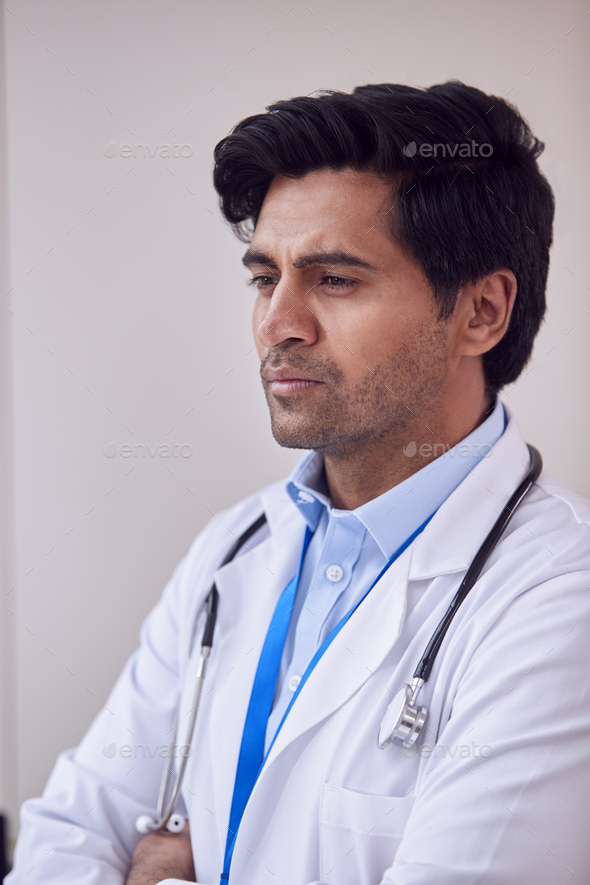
[326,564,344,582]
[288,675,302,692]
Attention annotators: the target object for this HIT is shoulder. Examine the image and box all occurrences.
[438,472,590,727]
[460,469,590,664]
[432,464,590,674]
[148,476,299,656]
[175,476,299,588]
[503,468,590,572]
[535,469,590,527]
[498,405,590,544]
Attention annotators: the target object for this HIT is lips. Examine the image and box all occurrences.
[261,365,323,395]
[262,366,320,384]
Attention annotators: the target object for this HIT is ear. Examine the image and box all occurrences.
[454,268,517,357]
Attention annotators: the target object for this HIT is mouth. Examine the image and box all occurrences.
[269,378,322,394]
[262,366,323,395]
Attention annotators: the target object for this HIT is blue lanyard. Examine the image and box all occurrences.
[220,513,434,884]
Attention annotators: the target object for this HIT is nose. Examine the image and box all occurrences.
[254,280,318,350]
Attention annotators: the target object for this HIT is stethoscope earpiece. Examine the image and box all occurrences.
[377,678,427,750]
[134,812,186,835]
[166,813,186,833]
[135,815,155,835]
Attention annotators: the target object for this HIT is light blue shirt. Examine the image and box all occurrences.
[264,398,506,752]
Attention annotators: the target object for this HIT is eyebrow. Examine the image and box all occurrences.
[241,249,379,273]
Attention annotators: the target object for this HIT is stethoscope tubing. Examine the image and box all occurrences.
[154,646,211,831]
[139,513,268,833]
[413,444,542,683]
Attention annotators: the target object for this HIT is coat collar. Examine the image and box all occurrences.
[253,404,530,584]
[283,397,506,562]
[407,407,531,580]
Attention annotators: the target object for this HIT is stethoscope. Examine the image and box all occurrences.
[135,445,542,834]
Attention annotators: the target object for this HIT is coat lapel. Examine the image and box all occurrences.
[263,538,414,766]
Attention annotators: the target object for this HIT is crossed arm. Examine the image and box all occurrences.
[125,824,195,885]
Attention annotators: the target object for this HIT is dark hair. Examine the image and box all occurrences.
[213,81,555,395]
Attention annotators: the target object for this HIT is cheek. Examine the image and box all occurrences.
[338,310,395,361]
[332,308,422,381]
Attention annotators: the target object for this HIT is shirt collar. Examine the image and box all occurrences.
[286,397,506,559]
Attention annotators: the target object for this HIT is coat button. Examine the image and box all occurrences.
[288,675,302,692]
[325,564,343,582]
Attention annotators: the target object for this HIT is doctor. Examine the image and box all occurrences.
[8,81,590,885]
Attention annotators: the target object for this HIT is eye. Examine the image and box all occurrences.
[246,275,277,289]
[322,276,355,291]
[245,274,356,293]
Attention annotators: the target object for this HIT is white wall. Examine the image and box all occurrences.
[2,0,589,842]
[0,0,17,846]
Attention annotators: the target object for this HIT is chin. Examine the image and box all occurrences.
[271,427,318,450]
[269,415,327,451]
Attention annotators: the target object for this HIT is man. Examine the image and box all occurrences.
[8,81,590,884]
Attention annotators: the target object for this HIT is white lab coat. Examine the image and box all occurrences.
[8,409,590,885]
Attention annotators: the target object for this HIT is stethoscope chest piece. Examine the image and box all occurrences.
[377,679,427,750]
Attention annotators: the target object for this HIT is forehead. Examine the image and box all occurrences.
[251,168,395,252]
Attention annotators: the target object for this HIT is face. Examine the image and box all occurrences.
[247,168,451,460]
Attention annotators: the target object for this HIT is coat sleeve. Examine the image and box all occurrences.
[377,563,590,885]
[6,511,227,885]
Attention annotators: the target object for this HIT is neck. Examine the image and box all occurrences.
[323,384,493,511]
